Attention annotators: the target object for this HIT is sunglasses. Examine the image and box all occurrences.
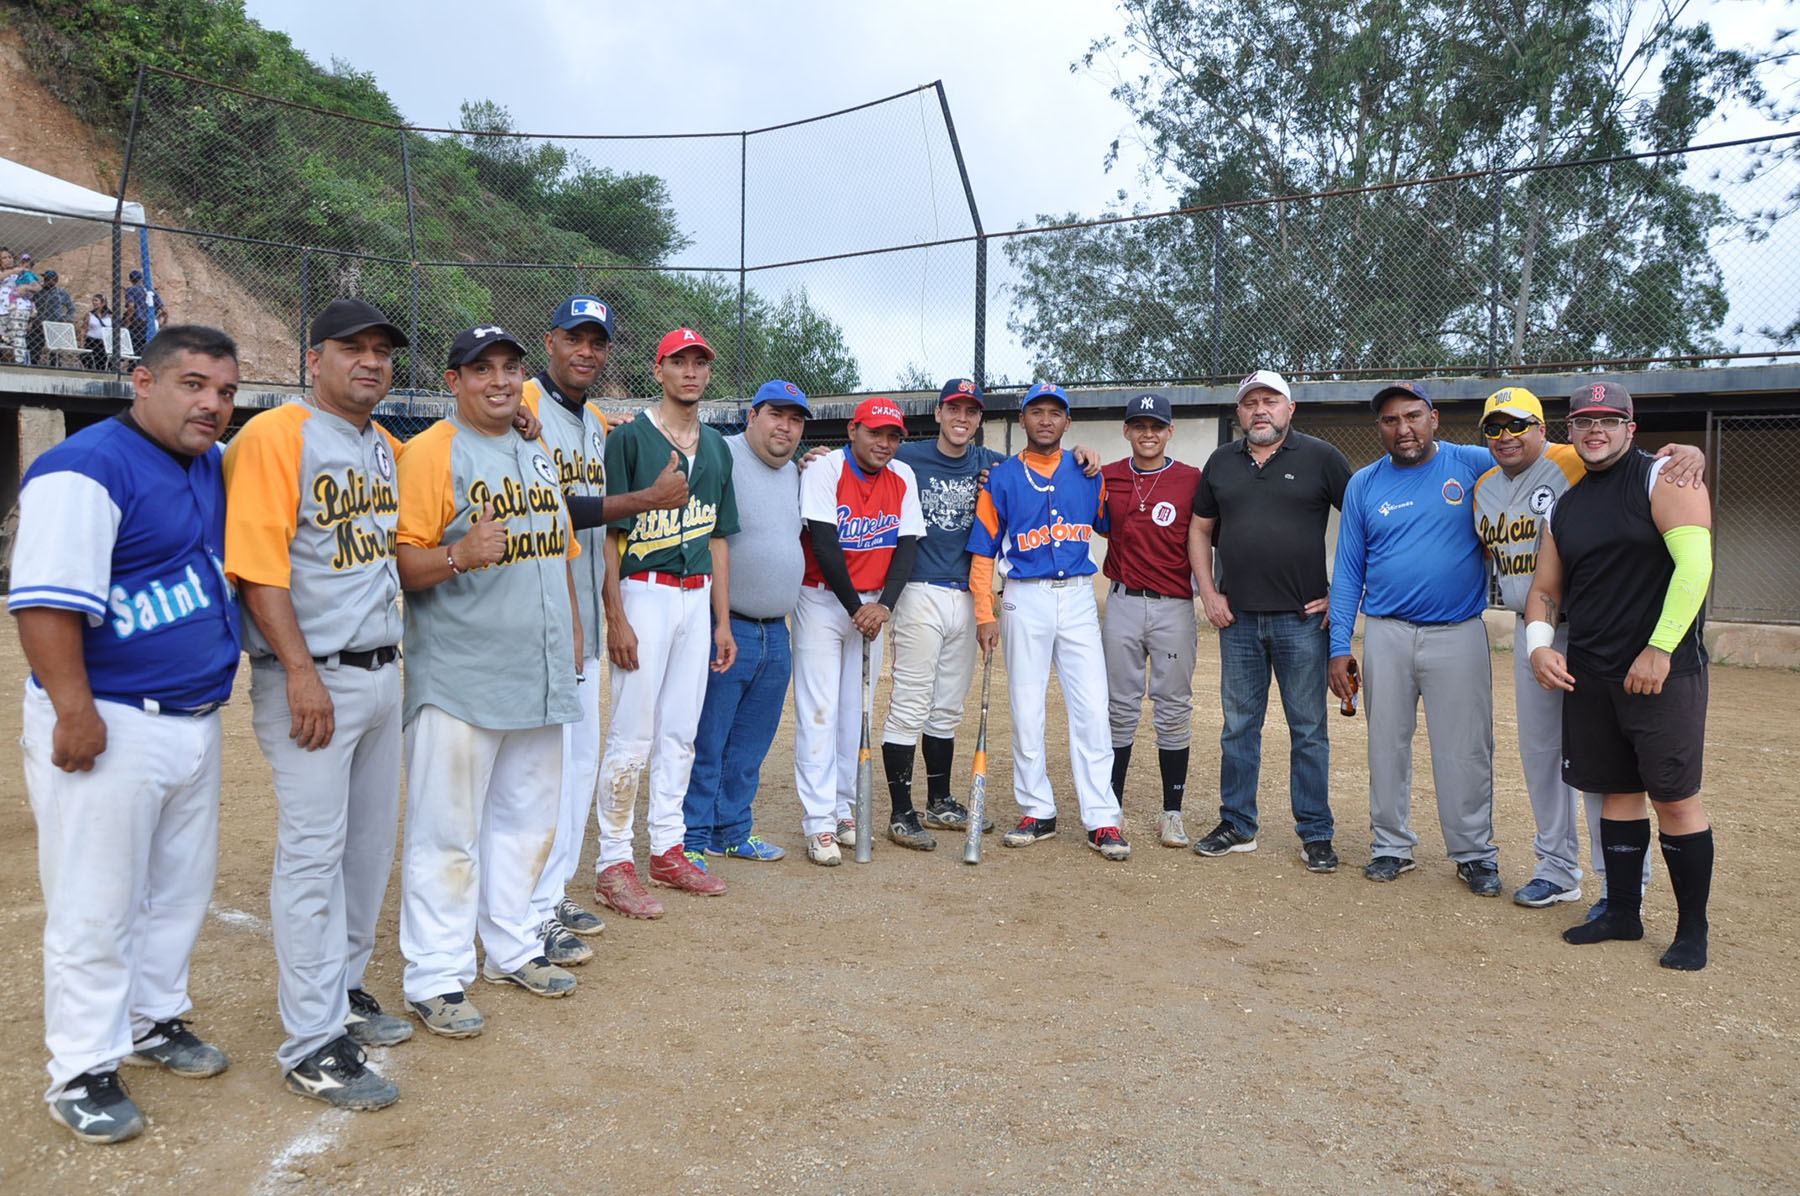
[1480,417,1539,439]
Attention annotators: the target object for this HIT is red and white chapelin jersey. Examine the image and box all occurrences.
[799,448,925,591]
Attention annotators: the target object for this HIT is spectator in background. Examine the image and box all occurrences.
[28,267,74,364]
[84,294,114,370]
[124,270,165,348]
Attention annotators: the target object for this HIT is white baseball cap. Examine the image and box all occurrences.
[1234,369,1292,403]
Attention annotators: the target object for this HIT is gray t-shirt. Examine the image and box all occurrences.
[722,432,803,619]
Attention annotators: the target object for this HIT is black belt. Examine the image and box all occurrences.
[925,580,970,592]
[1110,581,1188,601]
[729,611,787,625]
[98,694,224,718]
[315,645,400,670]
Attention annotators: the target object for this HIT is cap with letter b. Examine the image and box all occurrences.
[1568,380,1633,420]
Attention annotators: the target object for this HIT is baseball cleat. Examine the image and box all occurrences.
[596,861,666,919]
[1158,810,1190,848]
[807,832,843,866]
[554,897,606,936]
[1301,840,1340,874]
[1363,855,1417,883]
[285,1034,399,1111]
[717,834,786,861]
[539,918,594,966]
[481,955,577,998]
[887,809,938,851]
[1002,816,1058,847]
[649,844,727,895]
[123,1017,229,1078]
[1458,859,1503,897]
[923,798,993,833]
[835,818,858,849]
[1192,821,1257,857]
[345,988,414,1047]
[1512,878,1581,907]
[410,991,485,1038]
[1088,825,1131,860]
[49,1070,143,1145]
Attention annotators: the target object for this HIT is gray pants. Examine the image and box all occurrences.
[1363,616,1496,864]
[251,657,402,1072]
[1102,587,1196,749]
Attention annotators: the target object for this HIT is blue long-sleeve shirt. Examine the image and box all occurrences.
[1329,441,1492,657]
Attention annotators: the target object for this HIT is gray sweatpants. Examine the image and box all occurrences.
[251,657,403,1072]
[1363,615,1496,864]
[1102,587,1197,749]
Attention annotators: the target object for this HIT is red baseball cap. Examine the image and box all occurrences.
[854,396,905,431]
[655,327,715,363]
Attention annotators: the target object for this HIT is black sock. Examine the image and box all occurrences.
[1158,746,1189,812]
[920,735,955,805]
[1110,743,1133,803]
[882,742,915,818]
[1563,818,1649,945]
[1659,828,1713,971]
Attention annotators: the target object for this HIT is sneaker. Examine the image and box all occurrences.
[1300,840,1340,874]
[1363,855,1417,883]
[49,1070,143,1144]
[554,897,605,936]
[807,832,842,866]
[888,809,938,851]
[481,954,577,997]
[1584,897,1610,923]
[1088,825,1131,861]
[596,861,666,919]
[1158,810,1190,848]
[926,798,995,832]
[1513,878,1582,908]
[835,818,858,848]
[285,1033,399,1111]
[123,1016,228,1078]
[649,844,728,896]
[1192,821,1257,857]
[345,988,414,1047]
[539,917,595,966]
[1002,816,1058,847]
[409,990,484,1038]
[1457,859,1502,897]
[718,834,786,861]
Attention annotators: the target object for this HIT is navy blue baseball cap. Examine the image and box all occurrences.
[1023,381,1070,410]
[446,324,526,369]
[938,377,984,407]
[1124,392,1172,424]
[752,378,811,415]
[1371,381,1433,411]
[552,295,614,338]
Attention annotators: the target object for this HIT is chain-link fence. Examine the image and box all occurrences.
[1710,413,1800,623]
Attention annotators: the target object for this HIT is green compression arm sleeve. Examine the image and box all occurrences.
[1648,525,1713,653]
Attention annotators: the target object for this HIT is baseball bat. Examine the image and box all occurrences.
[963,654,994,864]
[854,635,874,863]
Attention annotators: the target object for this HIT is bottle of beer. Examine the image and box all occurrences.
[1340,657,1360,717]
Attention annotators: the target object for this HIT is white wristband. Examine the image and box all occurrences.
[1523,620,1556,655]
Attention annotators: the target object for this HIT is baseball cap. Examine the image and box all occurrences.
[1023,381,1070,410]
[41,270,57,282]
[310,298,409,348]
[1568,380,1634,420]
[552,295,613,338]
[128,270,142,282]
[19,253,30,262]
[1235,369,1292,403]
[446,324,526,369]
[853,396,905,431]
[938,377,984,407]
[1124,392,1173,425]
[752,379,811,415]
[1481,386,1544,424]
[1371,381,1433,411]
[656,327,714,363]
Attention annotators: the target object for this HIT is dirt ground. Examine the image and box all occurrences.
[0,625,1796,1196]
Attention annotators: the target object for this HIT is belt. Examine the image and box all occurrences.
[1110,581,1188,601]
[730,611,788,625]
[1013,576,1081,588]
[628,571,710,590]
[98,694,224,718]
[925,580,970,591]
[314,645,399,670]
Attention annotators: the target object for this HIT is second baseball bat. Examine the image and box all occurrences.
[963,653,993,864]
[855,635,873,863]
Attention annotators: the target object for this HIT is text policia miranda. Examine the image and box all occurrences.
[463,476,570,565]
[311,469,399,571]
[1478,511,1541,578]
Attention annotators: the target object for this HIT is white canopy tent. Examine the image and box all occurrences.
[0,157,144,256]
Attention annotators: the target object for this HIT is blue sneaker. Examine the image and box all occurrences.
[1513,878,1582,908]
[683,850,711,872]
[1584,897,1610,923]
[718,834,786,862]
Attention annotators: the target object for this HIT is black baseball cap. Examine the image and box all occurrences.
[1370,381,1433,411]
[310,298,408,348]
[1568,380,1634,420]
[446,324,526,369]
[1124,392,1172,424]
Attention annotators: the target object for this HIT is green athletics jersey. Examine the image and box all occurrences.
[605,410,739,577]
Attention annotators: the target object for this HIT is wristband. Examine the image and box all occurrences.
[1523,620,1555,655]
[446,546,465,576]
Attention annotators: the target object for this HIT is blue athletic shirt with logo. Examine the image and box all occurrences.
[1328,441,1491,657]
[896,439,1004,586]
[9,416,241,707]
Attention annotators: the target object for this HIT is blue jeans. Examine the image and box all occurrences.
[683,616,792,852]
[1217,610,1333,843]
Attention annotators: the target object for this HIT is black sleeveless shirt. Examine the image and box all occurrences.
[1550,449,1706,681]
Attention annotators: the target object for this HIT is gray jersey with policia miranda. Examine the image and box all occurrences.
[1474,443,1584,614]
[395,413,582,730]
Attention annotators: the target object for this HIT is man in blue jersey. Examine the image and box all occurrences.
[11,326,242,1143]
[1327,382,1502,895]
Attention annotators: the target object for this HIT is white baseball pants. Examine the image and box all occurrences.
[24,685,221,1101]
[527,656,601,924]
[881,582,976,745]
[399,706,561,1002]
[792,584,883,836]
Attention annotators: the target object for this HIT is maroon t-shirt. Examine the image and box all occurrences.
[1099,458,1202,598]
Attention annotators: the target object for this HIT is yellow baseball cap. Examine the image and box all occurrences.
[1481,387,1544,423]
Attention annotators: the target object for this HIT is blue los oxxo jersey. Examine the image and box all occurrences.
[9,417,241,707]
[967,450,1109,579]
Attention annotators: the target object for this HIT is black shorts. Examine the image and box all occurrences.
[1561,668,1707,801]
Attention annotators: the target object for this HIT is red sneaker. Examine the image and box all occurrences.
[595,862,664,920]
[648,844,727,896]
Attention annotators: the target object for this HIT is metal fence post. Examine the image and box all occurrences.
[935,82,987,388]
[299,247,310,386]
[737,131,748,397]
[1210,209,1224,380]
[112,64,147,381]
[398,129,421,390]
[1488,173,1504,373]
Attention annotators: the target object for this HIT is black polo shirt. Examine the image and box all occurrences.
[1195,430,1352,612]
